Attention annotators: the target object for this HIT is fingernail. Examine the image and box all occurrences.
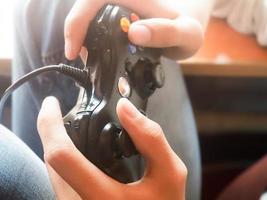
[129,24,151,44]
[118,98,140,119]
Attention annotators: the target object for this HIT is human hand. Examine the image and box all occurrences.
[64,0,203,60]
[37,96,187,200]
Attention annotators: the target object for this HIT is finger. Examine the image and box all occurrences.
[116,98,181,170]
[128,16,203,59]
[64,0,104,60]
[37,97,116,199]
[64,0,179,60]
[37,97,75,153]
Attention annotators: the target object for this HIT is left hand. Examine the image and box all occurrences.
[64,0,204,60]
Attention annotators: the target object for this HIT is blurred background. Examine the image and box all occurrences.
[181,17,267,199]
[0,1,13,128]
[0,1,267,200]
[0,1,13,58]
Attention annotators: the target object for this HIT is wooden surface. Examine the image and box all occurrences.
[181,18,267,77]
[192,18,267,62]
[195,111,267,134]
[181,61,267,77]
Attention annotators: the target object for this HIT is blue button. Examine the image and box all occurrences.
[128,44,137,54]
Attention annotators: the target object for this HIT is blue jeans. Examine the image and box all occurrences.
[0,125,55,199]
[5,0,201,199]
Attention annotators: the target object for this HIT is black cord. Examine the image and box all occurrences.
[0,64,90,123]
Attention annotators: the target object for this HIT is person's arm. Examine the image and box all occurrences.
[217,156,267,200]
[37,97,187,200]
[64,0,216,61]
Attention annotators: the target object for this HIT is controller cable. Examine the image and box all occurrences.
[0,64,90,123]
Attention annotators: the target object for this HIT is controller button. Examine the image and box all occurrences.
[118,77,131,98]
[99,123,120,164]
[120,17,130,32]
[128,43,137,54]
[152,64,165,88]
[130,13,140,22]
[125,60,132,73]
[117,129,137,157]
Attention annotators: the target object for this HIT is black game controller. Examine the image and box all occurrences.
[64,4,165,183]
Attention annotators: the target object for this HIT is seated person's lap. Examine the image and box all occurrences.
[11,0,201,199]
[0,125,55,199]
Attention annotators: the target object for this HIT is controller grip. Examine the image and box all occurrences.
[116,129,138,158]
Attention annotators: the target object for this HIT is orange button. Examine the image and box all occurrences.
[120,17,130,32]
[130,13,140,22]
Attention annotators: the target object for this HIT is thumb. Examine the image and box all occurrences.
[37,96,75,153]
[37,97,116,199]
[116,98,180,171]
[128,16,203,59]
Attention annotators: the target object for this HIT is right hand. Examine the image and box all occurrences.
[37,97,188,200]
[64,0,204,60]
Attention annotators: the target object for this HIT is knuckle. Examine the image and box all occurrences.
[180,16,204,52]
[144,120,164,143]
[180,161,188,180]
[173,155,188,183]
[133,114,164,144]
[189,19,204,49]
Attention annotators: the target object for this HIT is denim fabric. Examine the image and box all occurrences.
[148,57,201,200]
[11,0,201,199]
[12,0,83,157]
[0,125,55,199]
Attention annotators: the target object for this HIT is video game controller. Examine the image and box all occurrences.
[64,4,165,183]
